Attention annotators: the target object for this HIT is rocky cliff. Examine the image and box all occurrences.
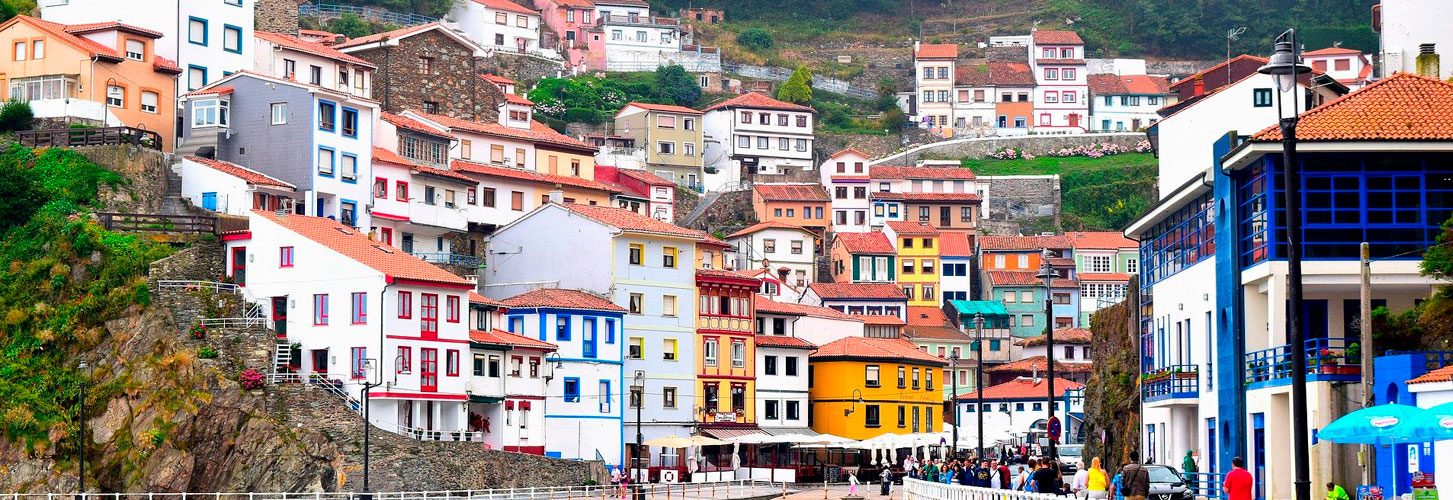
[1082,282,1141,467]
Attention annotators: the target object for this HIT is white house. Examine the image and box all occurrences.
[1303,46,1373,89]
[448,0,544,55]
[465,323,559,454]
[180,156,297,216]
[701,92,815,191]
[954,377,1086,448]
[755,298,864,350]
[726,221,819,289]
[498,288,626,465]
[912,41,957,134]
[1028,30,1088,133]
[819,148,872,233]
[253,31,375,100]
[41,0,254,91]
[800,282,908,321]
[1087,73,1173,132]
[1375,0,1453,79]
[753,301,816,433]
[225,211,477,441]
[939,232,972,303]
[484,203,703,469]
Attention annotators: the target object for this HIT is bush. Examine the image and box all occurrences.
[562,107,603,124]
[0,100,32,133]
[198,346,218,359]
[736,28,773,51]
[239,368,265,390]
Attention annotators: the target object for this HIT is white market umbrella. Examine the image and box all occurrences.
[688,435,729,446]
[644,435,695,448]
[731,442,741,470]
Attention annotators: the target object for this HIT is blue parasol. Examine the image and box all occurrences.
[1319,403,1452,445]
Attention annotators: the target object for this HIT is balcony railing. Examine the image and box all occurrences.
[1246,337,1362,388]
[410,251,482,269]
[1142,364,1199,402]
[1186,472,1224,499]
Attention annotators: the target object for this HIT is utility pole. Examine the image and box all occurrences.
[1040,249,1057,460]
[975,313,986,461]
[1361,242,1375,486]
[77,360,87,499]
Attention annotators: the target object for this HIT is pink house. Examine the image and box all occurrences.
[533,0,597,70]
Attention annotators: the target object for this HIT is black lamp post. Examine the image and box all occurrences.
[1258,29,1312,500]
[361,358,382,499]
[1037,249,1057,460]
[974,313,986,461]
[77,360,87,499]
[633,369,646,500]
[949,349,959,459]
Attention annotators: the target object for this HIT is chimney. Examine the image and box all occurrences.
[1192,76,1205,96]
[1417,44,1440,78]
[548,186,565,204]
[914,40,920,54]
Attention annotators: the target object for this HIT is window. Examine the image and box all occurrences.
[629,293,643,314]
[658,141,675,154]
[921,259,936,274]
[350,292,367,324]
[418,56,433,74]
[340,154,357,182]
[779,137,789,151]
[100,86,127,110]
[420,293,439,336]
[564,378,581,402]
[628,243,644,265]
[307,65,322,85]
[222,25,242,53]
[786,357,798,376]
[351,347,367,379]
[1044,91,1059,103]
[865,365,880,387]
[763,239,776,253]
[316,148,335,176]
[901,259,914,274]
[318,101,336,131]
[1063,68,1076,80]
[443,349,460,377]
[279,246,295,268]
[731,340,745,367]
[1018,254,1029,268]
[396,291,413,319]
[1088,255,1113,273]
[312,294,329,325]
[188,17,207,45]
[865,405,880,427]
[790,240,804,255]
[764,355,778,375]
[757,137,768,149]
[1044,68,1058,80]
[510,191,524,211]
[446,295,461,323]
[9,75,74,101]
[628,337,644,359]
[663,295,677,317]
[341,108,358,137]
[1253,88,1273,107]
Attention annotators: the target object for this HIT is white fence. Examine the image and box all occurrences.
[902,478,1064,500]
[11,479,795,500]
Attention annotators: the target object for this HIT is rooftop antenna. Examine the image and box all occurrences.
[1227,27,1247,85]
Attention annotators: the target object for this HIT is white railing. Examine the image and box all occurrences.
[6,480,796,499]
[156,280,267,327]
[391,424,484,443]
[903,478,1063,500]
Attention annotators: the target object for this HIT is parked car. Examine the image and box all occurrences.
[1145,464,1191,500]
[1058,444,1084,474]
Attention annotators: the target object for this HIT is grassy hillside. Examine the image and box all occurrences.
[961,152,1157,231]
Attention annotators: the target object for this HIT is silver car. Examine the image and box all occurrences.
[1145,465,1191,500]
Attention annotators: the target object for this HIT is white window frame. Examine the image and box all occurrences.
[125,39,144,61]
[105,85,125,107]
[140,91,158,113]
[270,102,287,124]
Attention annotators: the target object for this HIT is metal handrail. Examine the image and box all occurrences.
[299,1,436,27]
[1245,337,1362,384]
[24,480,797,499]
[902,477,1063,499]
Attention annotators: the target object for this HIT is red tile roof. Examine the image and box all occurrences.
[14,16,121,61]
[870,165,977,180]
[979,235,1073,251]
[371,147,415,167]
[470,329,558,350]
[755,334,817,350]
[622,101,703,115]
[187,156,295,190]
[1169,55,1268,94]
[335,22,439,49]
[939,233,972,257]
[1017,328,1092,346]
[1249,72,1453,142]
[184,85,234,97]
[906,306,949,327]
[413,111,596,153]
[562,203,703,238]
[985,356,1092,374]
[1304,47,1363,57]
[1087,74,1171,95]
[468,291,504,306]
[382,112,451,138]
[504,93,534,106]
[809,282,908,300]
[753,184,830,202]
[904,325,971,341]
[986,271,1077,289]
[854,314,906,326]
[482,73,517,85]
[828,147,871,159]
[886,220,939,237]
[64,20,164,38]
[870,191,982,203]
[812,337,947,366]
[153,56,182,74]
[1409,366,1453,385]
[696,268,762,286]
[1067,231,1136,249]
[755,298,858,320]
[955,61,1038,87]
[1032,30,1084,45]
[915,43,958,59]
[256,31,375,66]
[834,232,895,255]
[703,91,815,113]
[726,220,816,239]
[499,288,625,312]
[616,168,675,187]
[1077,272,1131,282]
[450,159,616,193]
[471,0,540,15]
[412,163,477,185]
[957,377,1084,400]
[255,211,472,286]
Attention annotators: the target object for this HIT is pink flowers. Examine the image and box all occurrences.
[239,368,265,391]
[988,140,1153,161]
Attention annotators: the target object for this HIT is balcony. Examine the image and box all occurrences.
[1141,364,1199,404]
[1245,337,1362,389]
[411,251,482,269]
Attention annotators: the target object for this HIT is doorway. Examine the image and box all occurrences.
[272,296,288,335]
[230,247,247,285]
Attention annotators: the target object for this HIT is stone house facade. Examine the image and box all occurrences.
[337,25,505,123]
[255,0,302,35]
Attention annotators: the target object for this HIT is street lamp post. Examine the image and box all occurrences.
[361,358,382,499]
[949,349,959,460]
[1037,249,1057,460]
[633,369,646,500]
[77,360,87,499]
[974,313,986,461]
[1258,29,1312,500]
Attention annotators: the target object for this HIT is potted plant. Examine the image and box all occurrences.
[1344,343,1361,365]
[189,322,206,339]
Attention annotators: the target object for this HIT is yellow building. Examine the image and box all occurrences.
[694,268,763,435]
[809,337,947,440]
[885,221,942,307]
[614,102,705,189]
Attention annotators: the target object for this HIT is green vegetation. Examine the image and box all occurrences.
[1369,217,1453,351]
[654,65,702,109]
[0,145,172,453]
[776,66,813,104]
[961,152,1157,231]
[528,66,703,127]
[1083,282,1141,466]
[736,27,773,51]
[324,0,453,18]
[299,12,401,39]
[0,100,33,134]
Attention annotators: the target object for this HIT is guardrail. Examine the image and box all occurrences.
[156,280,266,328]
[98,212,217,234]
[903,477,1062,500]
[5,480,797,499]
[1142,364,1199,402]
[299,1,436,27]
[1186,471,1223,499]
[1246,337,1361,387]
[410,251,482,268]
[17,126,163,150]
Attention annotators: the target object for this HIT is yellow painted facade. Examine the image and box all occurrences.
[808,356,945,440]
[694,270,760,427]
[893,230,941,307]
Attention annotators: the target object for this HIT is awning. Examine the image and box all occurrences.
[700,427,767,440]
[948,300,1010,320]
[469,395,504,404]
[763,427,818,436]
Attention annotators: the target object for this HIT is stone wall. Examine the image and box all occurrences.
[70,145,171,214]
[256,0,302,36]
[351,30,505,122]
[981,175,1060,236]
[480,52,565,85]
[878,132,1145,165]
[684,190,754,231]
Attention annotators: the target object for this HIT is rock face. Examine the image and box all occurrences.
[255,0,302,36]
[1083,283,1141,466]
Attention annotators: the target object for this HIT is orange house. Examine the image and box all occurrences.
[977,234,1073,271]
[0,16,179,150]
[751,183,831,231]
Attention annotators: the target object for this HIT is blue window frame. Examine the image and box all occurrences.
[1015,402,1025,411]
[340,199,357,227]
[605,318,616,344]
[599,379,611,413]
[318,100,337,132]
[1140,191,1215,287]
[340,153,358,183]
[965,403,976,413]
[341,107,359,138]
[509,316,524,334]
[989,339,1001,351]
[582,317,597,359]
[187,17,208,46]
[222,24,243,54]
[316,146,335,177]
[351,292,367,324]
[187,65,207,91]
[201,192,217,210]
[555,314,571,341]
[563,377,580,402]
[224,0,242,6]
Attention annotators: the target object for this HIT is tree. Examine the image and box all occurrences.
[776,66,813,104]
[0,100,32,133]
[1422,216,1453,282]
[736,28,773,52]
[655,65,702,106]
[0,158,40,234]
[328,13,373,39]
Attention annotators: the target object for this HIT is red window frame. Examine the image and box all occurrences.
[351,347,366,379]
[351,292,367,324]
[467,187,477,205]
[374,177,388,198]
[420,293,439,338]
[313,293,328,325]
[510,355,523,376]
[396,180,409,201]
[446,295,461,323]
[397,291,412,319]
[446,349,460,376]
[420,348,438,392]
[397,346,412,373]
[279,246,294,267]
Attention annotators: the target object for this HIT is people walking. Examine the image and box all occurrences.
[1072,460,1090,498]
[1326,482,1351,500]
[1120,452,1150,500]
[1034,458,1062,495]
[1223,457,1253,500]
[881,466,894,496]
[998,460,1013,490]
[1086,457,1111,499]
[849,470,860,496]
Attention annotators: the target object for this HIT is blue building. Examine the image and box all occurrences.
[1127,72,1450,498]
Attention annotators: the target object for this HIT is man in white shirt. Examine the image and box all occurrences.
[1071,466,1091,498]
